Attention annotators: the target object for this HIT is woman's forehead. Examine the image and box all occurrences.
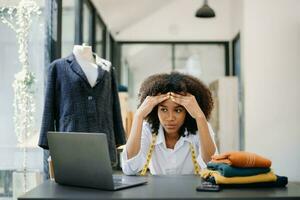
[159,99,181,107]
[157,91,186,95]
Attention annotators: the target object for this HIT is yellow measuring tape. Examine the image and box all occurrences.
[140,134,157,175]
[140,134,201,176]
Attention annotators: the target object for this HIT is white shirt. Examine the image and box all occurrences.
[121,121,218,175]
[73,46,98,87]
[73,46,111,87]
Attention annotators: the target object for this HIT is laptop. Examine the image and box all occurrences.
[47,132,147,190]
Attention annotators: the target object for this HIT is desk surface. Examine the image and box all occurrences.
[19,175,300,200]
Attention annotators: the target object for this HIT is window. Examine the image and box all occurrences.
[120,42,228,111]
[82,1,92,45]
[0,1,45,198]
[62,0,75,57]
[95,16,105,58]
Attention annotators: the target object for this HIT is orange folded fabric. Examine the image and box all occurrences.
[211,151,272,168]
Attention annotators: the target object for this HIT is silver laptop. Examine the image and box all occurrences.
[47,132,147,190]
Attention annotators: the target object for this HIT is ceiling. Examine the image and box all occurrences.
[90,0,234,41]
[91,0,175,35]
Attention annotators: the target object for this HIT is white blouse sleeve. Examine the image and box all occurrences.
[121,121,152,175]
[196,122,219,169]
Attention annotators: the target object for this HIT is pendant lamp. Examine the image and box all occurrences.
[195,0,215,18]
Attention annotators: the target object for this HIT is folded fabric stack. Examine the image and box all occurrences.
[200,151,288,188]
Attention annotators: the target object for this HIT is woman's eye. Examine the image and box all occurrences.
[175,109,182,113]
[161,108,167,112]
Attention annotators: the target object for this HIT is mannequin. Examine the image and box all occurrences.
[73,44,98,87]
[40,44,126,179]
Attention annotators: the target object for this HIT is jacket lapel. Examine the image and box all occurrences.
[67,53,107,87]
[67,53,90,84]
[95,66,105,85]
[94,54,109,86]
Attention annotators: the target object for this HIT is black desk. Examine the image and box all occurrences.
[19,175,300,200]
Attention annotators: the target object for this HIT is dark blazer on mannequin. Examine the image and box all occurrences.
[38,53,126,165]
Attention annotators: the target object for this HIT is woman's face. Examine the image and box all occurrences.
[157,98,186,136]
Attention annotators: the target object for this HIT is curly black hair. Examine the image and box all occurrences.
[138,72,214,137]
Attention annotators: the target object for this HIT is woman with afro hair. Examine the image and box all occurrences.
[121,72,218,175]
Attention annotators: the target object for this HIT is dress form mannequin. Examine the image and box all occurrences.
[73,44,98,87]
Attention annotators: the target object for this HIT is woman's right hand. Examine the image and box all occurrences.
[136,93,169,118]
[126,93,169,160]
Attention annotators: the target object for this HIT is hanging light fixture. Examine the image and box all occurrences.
[195,0,216,18]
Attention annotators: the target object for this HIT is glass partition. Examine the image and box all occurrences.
[95,16,105,58]
[174,44,226,85]
[120,43,227,111]
[0,1,45,199]
[121,44,172,110]
[62,0,75,57]
[82,1,91,45]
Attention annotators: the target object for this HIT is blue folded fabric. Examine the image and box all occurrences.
[207,162,270,177]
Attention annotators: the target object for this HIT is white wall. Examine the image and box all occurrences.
[230,0,243,38]
[116,0,232,41]
[242,0,300,181]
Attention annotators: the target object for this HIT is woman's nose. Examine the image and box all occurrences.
[166,111,175,120]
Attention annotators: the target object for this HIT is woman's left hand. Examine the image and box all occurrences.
[170,92,206,119]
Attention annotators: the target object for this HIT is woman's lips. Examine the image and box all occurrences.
[165,124,177,129]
